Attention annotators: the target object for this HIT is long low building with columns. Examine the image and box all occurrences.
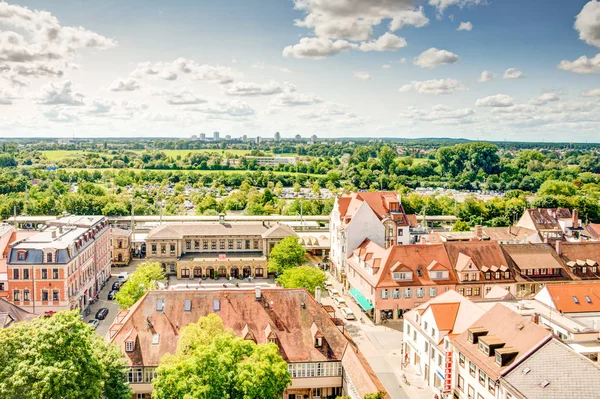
[145,219,296,279]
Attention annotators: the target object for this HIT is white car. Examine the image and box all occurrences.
[87,319,100,330]
[328,288,339,297]
[340,307,356,320]
[324,281,333,289]
[333,297,347,308]
[117,272,129,284]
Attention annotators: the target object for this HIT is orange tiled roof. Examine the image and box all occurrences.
[544,283,600,313]
[429,302,460,331]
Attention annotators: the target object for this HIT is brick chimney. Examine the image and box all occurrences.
[555,240,562,256]
[572,209,579,229]
[474,225,483,240]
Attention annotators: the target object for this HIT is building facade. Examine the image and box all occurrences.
[111,228,132,267]
[145,221,295,279]
[6,216,111,315]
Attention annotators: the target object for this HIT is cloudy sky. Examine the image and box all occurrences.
[1,0,600,141]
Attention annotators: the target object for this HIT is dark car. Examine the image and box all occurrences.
[107,290,117,300]
[112,282,121,291]
[95,308,109,320]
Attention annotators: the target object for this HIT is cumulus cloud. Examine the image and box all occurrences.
[574,0,600,48]
[35,80,84,106]
[131,58,239,84]
[382,64,392,69]
[476,94,515,107]
[225,81,286,96]
[558,53,600,74]
[187,100,255,119]
[583,88,600,96]
[477,70,495,82]
[503,68,523,79]
[43,106,79,123]
[389,7,429,31]
[399,104,475,125]
[154,88,207,105]
[414,48,459,69]
[529,92,560,106]
[109,77,140,92]
[0,87,17,104]
[282,37,356,59]
[457,21,473,31]
[353,71,371,80]
[428,0,486,15]
[0,2,115,81]
[270,91,323,107]
[359,32,407,52]
[399,78,465,95]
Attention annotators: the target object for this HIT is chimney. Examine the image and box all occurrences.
[555,240,562,256]
[255,286,262,301]
[531,313,540,324]
[51,230,57,239]
[315,286,322,304]
[420,236,426,245]
[474,225,483,240]
[572,209,579,229]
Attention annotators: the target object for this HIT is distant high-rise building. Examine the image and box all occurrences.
[295,134,302,141]
[199,133,206,141]
[311,134,318,142]
[191,135,198,140]
[242,135,248,142]
[274,131,281,142]
[225,135,232,140]
[255,136,261,145]
[213,131,220,140]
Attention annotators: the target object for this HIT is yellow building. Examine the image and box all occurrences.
[111,228,132,267]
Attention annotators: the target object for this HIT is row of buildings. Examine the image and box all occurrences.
[404,284,600,399]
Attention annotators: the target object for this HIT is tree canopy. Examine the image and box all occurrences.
[114,262,166,309]
[152,314,291,399]
[277,266,326,295]
[0,310,131,399]
[267,236,306,274]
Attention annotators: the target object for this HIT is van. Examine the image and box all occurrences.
[117,272,129,284]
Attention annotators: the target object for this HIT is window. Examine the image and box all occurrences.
[469,361,476,377]
[185,241,191,250]
[0,283,4,291]
[12,269,19,279]
[437,354,443,367]
[161,244,166,254]
[424,341,429,353]
[416,288,424,298]
[458,376,464,391]
[459,352,465,367]
[42,290,49,301]
[17,251,26,261]
[128,368,143,383]
[23,269,29,280]
[429,287,437,297]
[52,290,59,301]
[585,295,592,304]
[151,244,157,254]
[473,287,480,296]
[228,240,233,250]
[495,271,501,279]
[488,378,496,394]
[381,289,389,299]
[203,241,208,250]
[393,288,399,298]
[466,288,473,296]
[152,334,160,345]
[219,240,225,250]
[23,290,30,301]
[53,269,59,279]
[504,271,510,279]
[211,240,217,250]
[42,269,48,279]
[458,287,465,296]
[194,240,200,250]
[170,244,175,254]
[13,290,20,301]
[404,288,412,298]
[312,388,321,397]
[468,384,475,399]
[237,240,242,249]
[245,240,251,249]
[470,273,478,281]
[406,324,411,335]
[478,369,487,386]
[424,321,428,331]
[573,296,580,304]
[431,328,437,340]
[46,252,52,263]
[253,240,259,249]
[478,341,490,355]
[485,272,491,280]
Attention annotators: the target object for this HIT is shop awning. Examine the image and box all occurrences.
[349,288,374,311]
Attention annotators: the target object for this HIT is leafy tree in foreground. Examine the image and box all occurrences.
[153,314,291,399]
[115,261,165,309]
[277,265,326,295]
[267,236,306,274]
[0,310,131,399]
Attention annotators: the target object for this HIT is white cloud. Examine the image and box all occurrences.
[155,88,207,105]
[131,58,239,84]
[476,94,515,107]
[477,70,495,82]
[529,92,560,106]
[43,106,79,123]
[457,21,473,31]
[359,32,407,52]
[282,37,356,59]
[574,0,600,48]
[187,100,255,118]
[414,48,459,69]
[0,87,16,104]
[399,58,407,64]
[225,81,286,96]
[558,53,600,74]
[583,88,600,96]
[382,64,392,69]
[503,68,523,79]
[353,71,371,80]
[270,91,323,107]
[428,0,486,15]
[35,80,84,106]
[389,7,429,31]
[399,104,475,125]
[0,2,115,81]
[399,78,465,95]
[109,77,140,92]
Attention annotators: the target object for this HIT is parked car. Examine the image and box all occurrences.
[324,281,333,289]
[340,307,356,320]
[95,308,109,320]
[328,288,339,297]
[107,290,117,300]
[87,319,100,330]
[112,282,121,291]
[333,297,347,308]
[117,272,129,284]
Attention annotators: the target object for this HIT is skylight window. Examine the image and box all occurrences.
[585,296,592,304]
[152,334,160,345]
[184,299,191,312]
[523,368,531,375]
[540,380,550,388]
[573,296,580,304]
[213,299,220,312]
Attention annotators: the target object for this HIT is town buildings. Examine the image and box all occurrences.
[516,208,583,243]
[330,192,412,282]
[111,227,132,267]
[107,288,389,399]
[5,216,111,314]
[0,297,36,328]
[144,220,295,279]
[245,156,297,166]
[0,224,16,299]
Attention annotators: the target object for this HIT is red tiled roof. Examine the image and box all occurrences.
[544,283,600,313]
[337,191,409,226]
[429,302,460,331]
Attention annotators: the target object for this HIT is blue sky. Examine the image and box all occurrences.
[1,0,600,141]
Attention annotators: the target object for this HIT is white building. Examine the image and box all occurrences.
[274,131,281,142]
[245,156,296,166]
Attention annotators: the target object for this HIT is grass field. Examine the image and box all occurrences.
[42,150,88,161]
[42,149,263,161]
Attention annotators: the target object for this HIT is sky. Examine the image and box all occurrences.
[1,0,600,141]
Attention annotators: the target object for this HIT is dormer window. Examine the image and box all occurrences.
[392,271,412,281]
[315,337,323,347]
[125,341,134,352]
[46,253,53,263]
[17,251,26,261]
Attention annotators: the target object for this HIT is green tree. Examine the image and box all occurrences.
[267,236,306,274]
[0,310,131,399]
[537,180,578,196]
[277,266,326,295]
[364,392,386,399]
[153,314,290,399]
[452,220,471,232]
[378,146,396,174]
[114,262,165,309]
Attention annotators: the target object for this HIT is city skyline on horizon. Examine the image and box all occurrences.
[1,0,600,141]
